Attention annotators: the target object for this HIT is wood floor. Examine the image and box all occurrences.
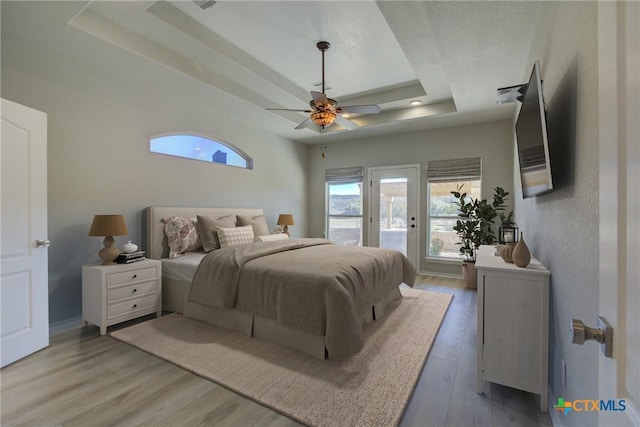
[1,275,552,426]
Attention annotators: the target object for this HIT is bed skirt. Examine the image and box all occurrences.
[162,276,402,360]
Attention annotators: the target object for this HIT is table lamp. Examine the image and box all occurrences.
[277,214,295,236]
[89,214,128,265]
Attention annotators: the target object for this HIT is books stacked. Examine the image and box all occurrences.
[116,250,146,264]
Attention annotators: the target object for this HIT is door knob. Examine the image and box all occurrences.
[36,239,51,248]
[571,316,613,358]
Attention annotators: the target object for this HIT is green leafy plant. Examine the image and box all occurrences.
[451,186,508,261]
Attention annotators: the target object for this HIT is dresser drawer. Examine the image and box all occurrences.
[108,294,158,318]
[107,267,157,286]
[108,281,157,302]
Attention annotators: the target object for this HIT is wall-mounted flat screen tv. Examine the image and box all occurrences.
[515,61,553,198]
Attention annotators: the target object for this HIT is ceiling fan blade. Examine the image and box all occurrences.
[311,91,328,106]
[266,108,313,113]
[334,115,358,130]
[294,117,313,130]
[339,105,381,115]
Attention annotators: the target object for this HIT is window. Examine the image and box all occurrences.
[325,167,363,246]
[427,158,481,258]
[150,134,253,169]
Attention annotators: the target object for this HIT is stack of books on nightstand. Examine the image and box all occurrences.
[115,250,146,264]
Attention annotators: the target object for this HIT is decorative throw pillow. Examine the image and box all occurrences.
[197,214,237,252]
[161,216,202,258]
[216,225,255,248]
[236,214,270,237]
[254,234,289,242]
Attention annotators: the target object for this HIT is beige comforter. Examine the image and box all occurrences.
[189,238,416,357]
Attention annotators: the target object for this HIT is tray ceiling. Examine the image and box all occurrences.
[65,0,543,143]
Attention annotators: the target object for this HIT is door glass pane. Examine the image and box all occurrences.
[379,178,407,255]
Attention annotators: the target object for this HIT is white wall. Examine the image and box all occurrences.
[514,2,599,424]
[307,120,514,275]
[1,2,309,326]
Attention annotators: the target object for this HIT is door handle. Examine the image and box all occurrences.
[36,239,51,248]
[571,316,613,358]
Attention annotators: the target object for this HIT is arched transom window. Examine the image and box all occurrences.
[150,134,253,170]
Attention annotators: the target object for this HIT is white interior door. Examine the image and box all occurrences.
[1,98,49,367]
[369,165,419,267]
[598,2,640,425]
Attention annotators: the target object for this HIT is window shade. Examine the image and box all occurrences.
[325,166,363,184]
[426,157,481,182]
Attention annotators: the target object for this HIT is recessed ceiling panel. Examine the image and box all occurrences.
[169,0,418,98]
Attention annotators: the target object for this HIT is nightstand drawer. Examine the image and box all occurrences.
[108,294,158,318]
[108,281,157,302]
[107,267,157,286]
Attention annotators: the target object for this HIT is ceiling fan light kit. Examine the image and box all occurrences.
[266,41,381,131]
[311,111,337,128]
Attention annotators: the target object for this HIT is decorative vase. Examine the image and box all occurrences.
[512,232,531,267]
[501,243,515,263]
[122,240,138,253]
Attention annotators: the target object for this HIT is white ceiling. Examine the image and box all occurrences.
[65,0,544,144]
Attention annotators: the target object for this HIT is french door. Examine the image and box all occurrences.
[369,165,419,268]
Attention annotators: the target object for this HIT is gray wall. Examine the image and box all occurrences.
[307,120,514,275]
[513,2,599,424]
[1,2,309,326]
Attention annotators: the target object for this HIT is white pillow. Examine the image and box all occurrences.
[216,225,255,248]
[254,234,289,242]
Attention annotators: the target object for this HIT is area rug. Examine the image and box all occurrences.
[110,287,452,427]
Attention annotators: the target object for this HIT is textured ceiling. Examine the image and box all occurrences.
[65,0,544,144]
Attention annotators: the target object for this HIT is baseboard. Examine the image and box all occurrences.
[49,316,83,336]
[417,270,463,280]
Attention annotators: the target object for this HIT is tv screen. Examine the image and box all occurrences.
[515,61,553,198]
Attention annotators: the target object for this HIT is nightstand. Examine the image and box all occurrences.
[82,259,162,335]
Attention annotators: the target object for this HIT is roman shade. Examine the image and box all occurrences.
[426,157,481,183]
[325,166,364,184]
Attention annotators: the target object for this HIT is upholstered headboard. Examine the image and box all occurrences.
[144,207,264,259]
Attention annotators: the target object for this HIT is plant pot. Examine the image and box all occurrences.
[462,261,478,289]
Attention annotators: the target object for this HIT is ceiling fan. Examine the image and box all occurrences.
[267,41,381,130]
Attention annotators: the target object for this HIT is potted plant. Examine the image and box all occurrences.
[451,185,508,288]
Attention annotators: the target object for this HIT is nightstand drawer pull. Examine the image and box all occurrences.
[108,294,157,318]
[107,267,157,285]
[108,281,157,302]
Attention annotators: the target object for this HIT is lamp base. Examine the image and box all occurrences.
[98,236,120,265]
[283,225,290,236]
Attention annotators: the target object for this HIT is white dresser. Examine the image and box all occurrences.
[475,245,550,412]
[82,259,162,335]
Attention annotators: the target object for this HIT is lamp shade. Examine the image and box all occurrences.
[88,215,128,237]
[277,214,295,226]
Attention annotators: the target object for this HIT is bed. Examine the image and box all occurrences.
[145,206,416,359]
